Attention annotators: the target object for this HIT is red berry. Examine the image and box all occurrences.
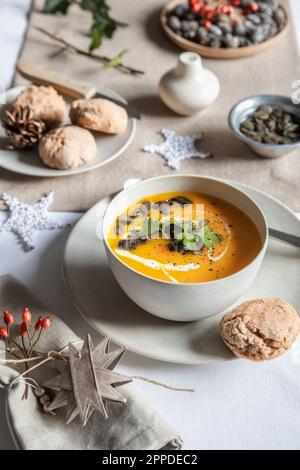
[19,323,28,336]
[203,5,212,13]
[221,5,233,15]
[3,310,14,326]
[231,0,241,6]
[0,327,8,338]
[35,318,43,331]
[22,308,32,325]
[190,0,199,8]
[204,19,212,28]
[41,316,51,329]
[192,3,201,13]
[250,2,259,12]
[191,0,203,13]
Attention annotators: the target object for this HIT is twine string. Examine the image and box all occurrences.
[3,340,193,394]
[8,376,39,392]
[133,376,194,392]
[3,340,83,391]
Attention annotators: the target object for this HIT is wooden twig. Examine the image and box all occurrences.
[110,17,129,28]
[34,26,144,76]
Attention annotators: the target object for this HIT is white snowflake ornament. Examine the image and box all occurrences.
[0,191,69,251]
[143,128,211,170]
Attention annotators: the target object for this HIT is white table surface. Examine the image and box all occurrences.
[0,0,300,451]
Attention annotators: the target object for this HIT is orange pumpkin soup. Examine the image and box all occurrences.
[107,192,262,283]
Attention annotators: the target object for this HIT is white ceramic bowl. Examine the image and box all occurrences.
[102,175,268,322]
[228,95,300,158]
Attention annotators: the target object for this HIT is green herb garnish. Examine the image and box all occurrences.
[167,220,204,253]
[139,217,160,239]
[118,195,221,253]
[203,226,221,249]
[143,217,221,253]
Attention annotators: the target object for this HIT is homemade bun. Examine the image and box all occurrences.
[10,85,66,129]
[69,98,128,134]
[39,125,97,170]
[220,298,300,361]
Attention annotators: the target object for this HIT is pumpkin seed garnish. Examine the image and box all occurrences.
[240,105,300,145]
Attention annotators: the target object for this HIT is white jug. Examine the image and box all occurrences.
[159,52,220,116]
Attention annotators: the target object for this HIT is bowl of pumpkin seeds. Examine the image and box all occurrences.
[228,95,300,158]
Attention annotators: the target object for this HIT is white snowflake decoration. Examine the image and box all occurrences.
[143,128,211,170]
[0,191,69,251]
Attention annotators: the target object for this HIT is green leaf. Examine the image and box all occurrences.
[183,222,196,241]
[140,217,160,239]
[89,25,103,51]
[43,0,71,14]
[81,0,97,12]
[183,231,195,241]
[174,231,184,241]
[44,0,118,51]
[203,226,220,249]
[102,48,129,69]
[104,21,117,39]
[162,222,183,240]
[82,0,110,14]
[182,239,199,252]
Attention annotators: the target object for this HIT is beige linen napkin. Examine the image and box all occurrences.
[1,0,299,211]
[0,275,182,450]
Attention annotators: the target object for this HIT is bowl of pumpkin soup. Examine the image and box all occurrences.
[102,175,268,322]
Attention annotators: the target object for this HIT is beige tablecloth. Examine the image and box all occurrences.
[1,0,299,211]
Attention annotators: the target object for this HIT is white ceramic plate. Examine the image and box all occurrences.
[0,86,136,177]
[63,181,300,365]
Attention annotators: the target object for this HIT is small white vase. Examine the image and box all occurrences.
[159,52,220,116]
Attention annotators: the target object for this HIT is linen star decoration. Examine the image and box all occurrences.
[0,191,69,251]
[143,128,211,170]
[44,336,132,426]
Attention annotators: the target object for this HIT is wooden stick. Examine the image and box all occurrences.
[34,26,144,76]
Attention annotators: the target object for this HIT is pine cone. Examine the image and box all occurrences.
[2,105,46,150]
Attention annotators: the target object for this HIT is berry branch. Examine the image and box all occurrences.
[0,309,52,400]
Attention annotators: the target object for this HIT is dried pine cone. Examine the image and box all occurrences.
[2,105,46,150]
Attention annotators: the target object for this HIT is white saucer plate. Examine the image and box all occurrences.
[0,86,136,177]
[63,181,300,365]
